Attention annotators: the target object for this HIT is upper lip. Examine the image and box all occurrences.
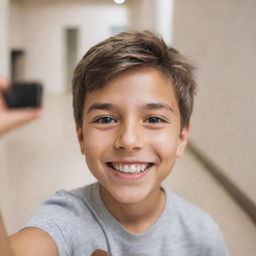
[106,161,154,164]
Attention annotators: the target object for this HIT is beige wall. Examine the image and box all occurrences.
[0,0,9,76]
[128,0,174,45]
[9,0,128,92]
[128,0,155,31]
[172,0,256,204]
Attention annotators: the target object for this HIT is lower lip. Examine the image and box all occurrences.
[108,165,153,181]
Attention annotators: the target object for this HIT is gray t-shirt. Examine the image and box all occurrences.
[22,182,229,256]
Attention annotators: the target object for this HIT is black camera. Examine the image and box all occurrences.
[4,81,43,108]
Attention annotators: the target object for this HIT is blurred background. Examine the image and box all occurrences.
[0,0,255,255]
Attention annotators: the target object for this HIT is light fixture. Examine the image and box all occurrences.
[113,0,126,4]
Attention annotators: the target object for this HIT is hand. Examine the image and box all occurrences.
[0,77,42,136]
[91,249,108,256]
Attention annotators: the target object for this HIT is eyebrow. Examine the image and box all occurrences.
[87,103,114,114]
[87,102,174,114]
[144,103,174,112]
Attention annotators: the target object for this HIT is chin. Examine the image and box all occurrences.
[108,185,153,205]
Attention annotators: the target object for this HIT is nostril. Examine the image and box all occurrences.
[114,130,143,151]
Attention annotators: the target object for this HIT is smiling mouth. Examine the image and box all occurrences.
[106,162,154,174]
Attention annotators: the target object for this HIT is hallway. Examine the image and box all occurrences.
[0,94,255,255]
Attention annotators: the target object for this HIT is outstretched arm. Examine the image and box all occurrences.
[0,78,58,256]
[0,213,58,256]
[0,216,13,256]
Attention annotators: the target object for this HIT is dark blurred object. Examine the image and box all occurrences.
[4,82,43,108]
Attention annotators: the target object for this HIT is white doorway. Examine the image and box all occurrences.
[64,28,79,91]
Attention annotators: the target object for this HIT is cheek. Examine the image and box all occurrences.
[83,129,113,160]
[147,130,180,159]
[83,130,113,179]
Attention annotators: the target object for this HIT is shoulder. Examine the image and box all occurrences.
[165,188,229,255]
[21,183,99,255]
[41,184,92,216]
[166,189,217,228]
[21,184,93,229]
[168,190,216,226]
[37,182,99,214]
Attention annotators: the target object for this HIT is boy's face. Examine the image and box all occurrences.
[77,67,189,205]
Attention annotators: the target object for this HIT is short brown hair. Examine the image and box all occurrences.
[72,30,197,129]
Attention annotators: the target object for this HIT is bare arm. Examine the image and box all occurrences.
[10,228,58,256]
[0,212,58,256]
[0,78,57,255]
[0,213,13,256]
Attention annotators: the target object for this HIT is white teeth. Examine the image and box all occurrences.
[111,163,151,173]
[124,165,129,172]
[130,164,137,173]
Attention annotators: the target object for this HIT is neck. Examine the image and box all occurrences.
[100,185,165,234]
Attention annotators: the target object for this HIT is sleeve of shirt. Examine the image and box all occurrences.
[20,190,82,256]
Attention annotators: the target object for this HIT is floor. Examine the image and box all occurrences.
[0,94,255,255]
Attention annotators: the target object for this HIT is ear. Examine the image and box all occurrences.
[76,126,85,155]
[176,123,190,158]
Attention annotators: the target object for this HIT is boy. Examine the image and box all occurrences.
[1,31,229,255]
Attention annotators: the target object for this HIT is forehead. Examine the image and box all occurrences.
[83,67,179,114]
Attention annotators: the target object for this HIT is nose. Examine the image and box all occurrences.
[114,121,143,151]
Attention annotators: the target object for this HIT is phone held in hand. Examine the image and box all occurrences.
[4,81,43,109]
